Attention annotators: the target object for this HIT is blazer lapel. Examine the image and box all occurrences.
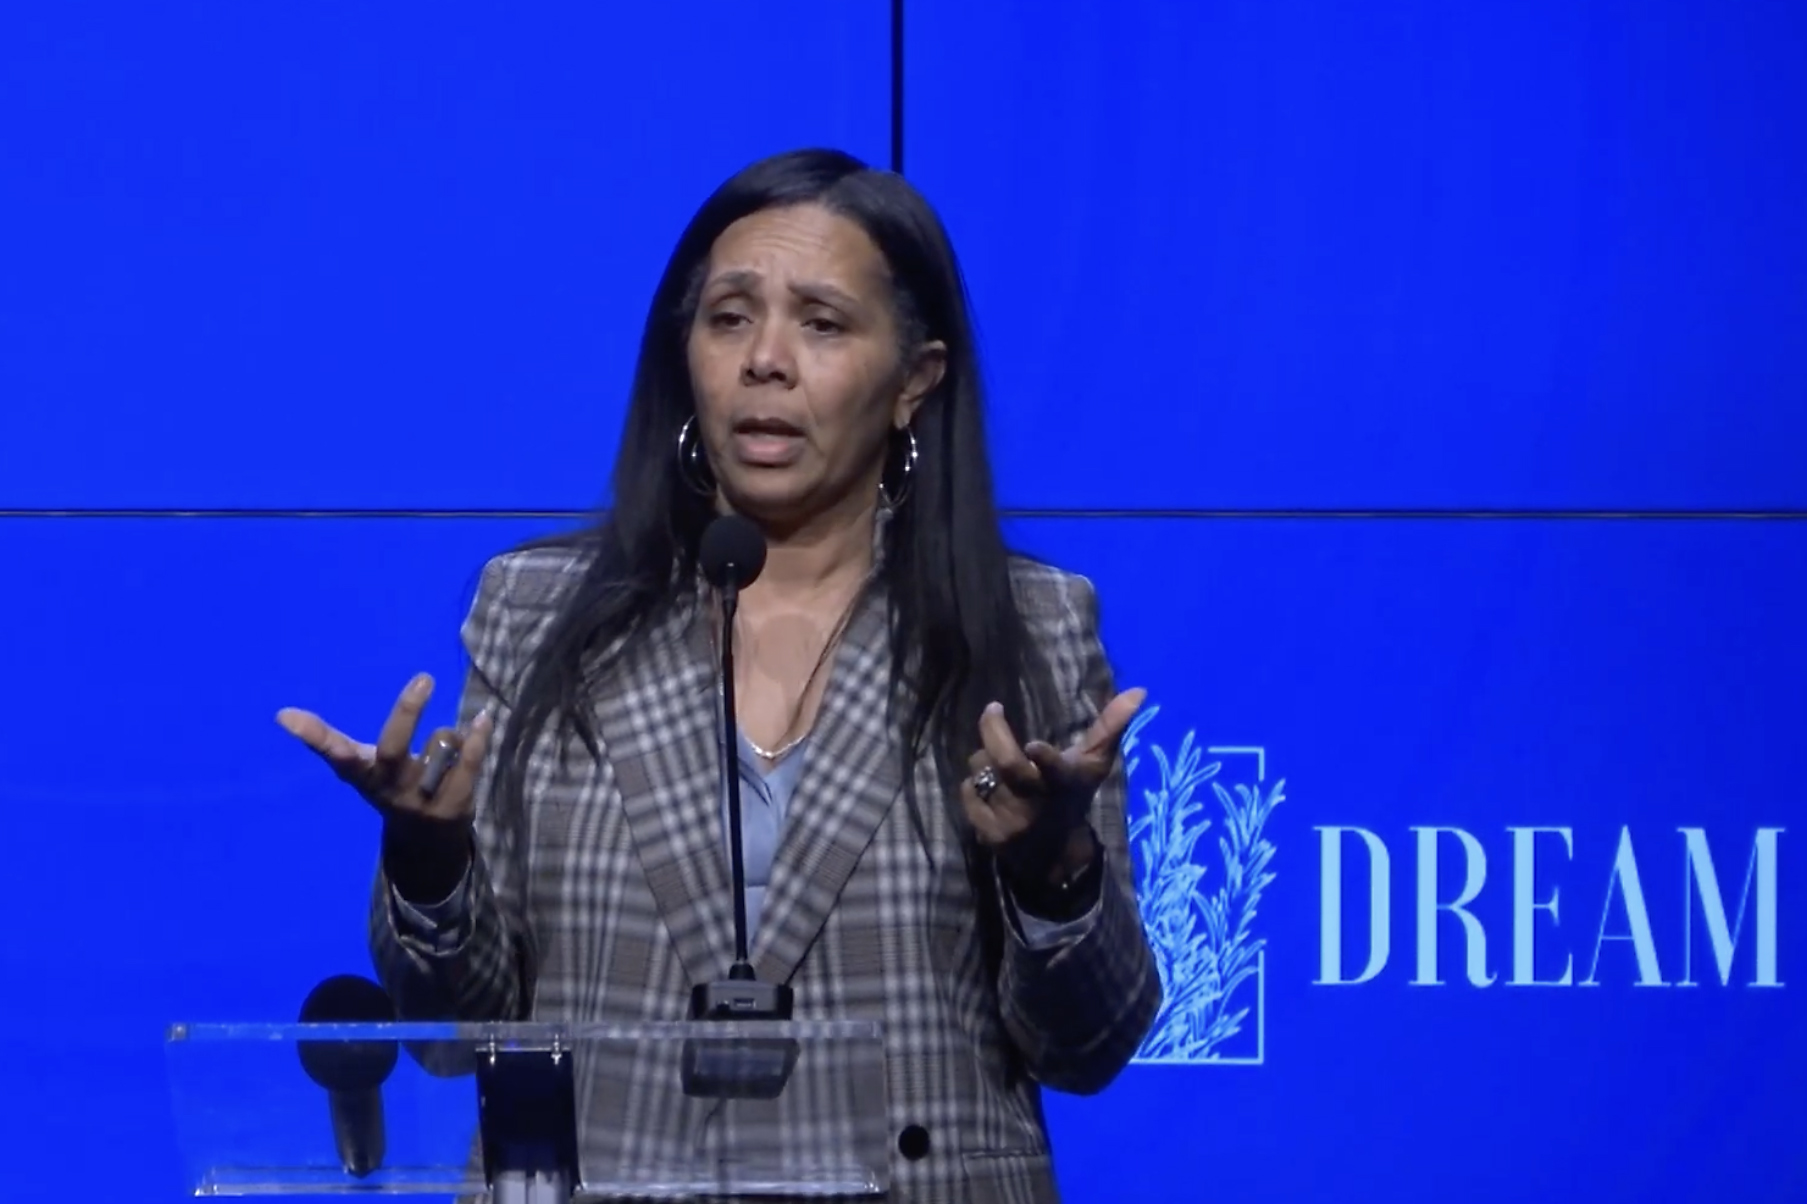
[590,597,738,992]
[751,587,906,984]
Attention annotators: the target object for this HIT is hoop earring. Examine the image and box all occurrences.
[676,416,716,497]
[879,425,918,511]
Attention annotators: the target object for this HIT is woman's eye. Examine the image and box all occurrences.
[709,311,749,329]
[805,317,843,334]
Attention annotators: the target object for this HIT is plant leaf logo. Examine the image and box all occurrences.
[1125,704,1284,1065]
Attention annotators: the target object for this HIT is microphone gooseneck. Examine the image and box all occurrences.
[687,516,796,1030]
[683,515,802,1100]
[699,514,767,976]
[718,582,755,977]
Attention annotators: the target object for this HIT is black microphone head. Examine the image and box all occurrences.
[699,515,767,590]
[297,974,399,1092]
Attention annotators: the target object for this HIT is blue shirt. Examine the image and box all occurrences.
[725,729,806,946]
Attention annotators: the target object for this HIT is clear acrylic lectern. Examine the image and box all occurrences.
[164,1019,890,1200]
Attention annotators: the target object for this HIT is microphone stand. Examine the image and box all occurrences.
[682,573,799,1099]
[718,577,765,984]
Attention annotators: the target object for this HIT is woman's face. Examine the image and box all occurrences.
[687,202,944,530]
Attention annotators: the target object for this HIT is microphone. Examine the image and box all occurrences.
[697,513,772,991]
[685,514,799,1100]
[296,974,399,1178]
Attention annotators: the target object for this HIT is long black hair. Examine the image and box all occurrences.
[491,147,1060,994]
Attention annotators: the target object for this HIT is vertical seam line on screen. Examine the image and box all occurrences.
[890,0,905,172]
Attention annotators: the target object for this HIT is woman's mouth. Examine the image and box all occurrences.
[730,419,806,467]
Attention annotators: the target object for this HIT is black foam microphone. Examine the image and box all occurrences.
[686,515,799,1099]
[297,974,400,1178]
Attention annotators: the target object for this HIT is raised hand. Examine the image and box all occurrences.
[275,672,492,826]
[960,688,1147,878]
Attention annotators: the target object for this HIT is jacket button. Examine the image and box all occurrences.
[897,1124,931,1161]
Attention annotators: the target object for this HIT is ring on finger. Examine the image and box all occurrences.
[972,765,1001,802]
[419,736,461,798]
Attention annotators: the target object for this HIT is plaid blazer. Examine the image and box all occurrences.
[369,540,1162,1204]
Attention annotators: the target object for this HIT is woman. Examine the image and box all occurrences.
[279,148,1161,1203]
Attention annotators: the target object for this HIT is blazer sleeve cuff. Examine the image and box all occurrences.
[994,859,1104,951]
[388,864,478,957]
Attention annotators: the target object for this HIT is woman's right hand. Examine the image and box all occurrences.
[275,672,493,826]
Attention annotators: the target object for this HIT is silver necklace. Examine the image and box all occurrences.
[746,731,811,764]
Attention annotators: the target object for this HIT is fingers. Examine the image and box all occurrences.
[419,708,493,821]
[1073,687,1148,756]
[1023,739,1070,782]
[275,673,489,823]
[978,701,1042,792]
[963,702,1049,851]
[961,692,1147,858]
[959,770,1033,846]
[373,674,436,783]
[276,707,376,778]
[417,726,462,796]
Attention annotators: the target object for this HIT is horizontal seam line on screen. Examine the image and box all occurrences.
[3,509,1807,521]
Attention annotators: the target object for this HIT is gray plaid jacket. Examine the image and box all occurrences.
[368,542,1161,1204]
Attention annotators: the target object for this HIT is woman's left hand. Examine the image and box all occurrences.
[961,688,1147,882]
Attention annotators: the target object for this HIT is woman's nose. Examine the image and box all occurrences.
[740,328,796,385]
